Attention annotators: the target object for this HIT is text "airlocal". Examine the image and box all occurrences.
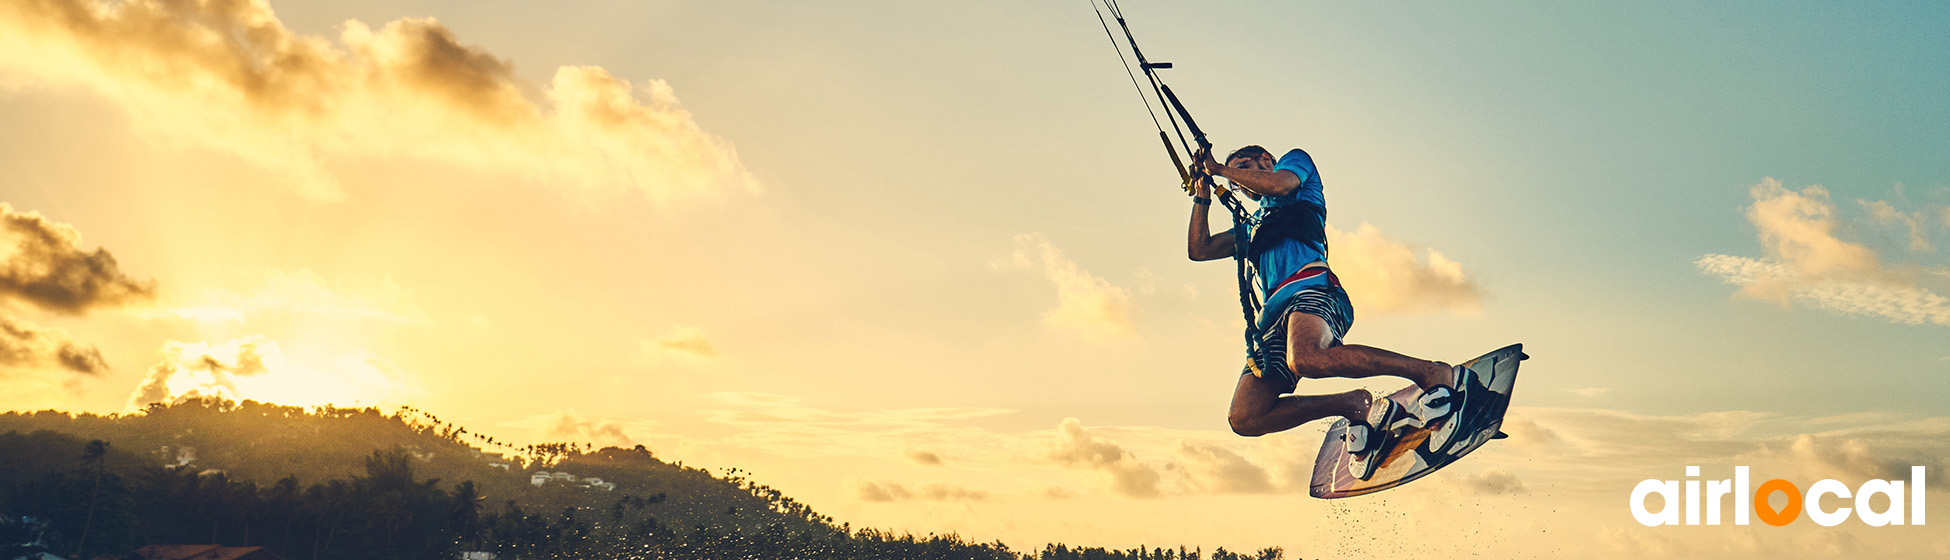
[1630,466,1926,527]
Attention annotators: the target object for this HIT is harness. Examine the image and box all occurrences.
[1220,198,1329,377]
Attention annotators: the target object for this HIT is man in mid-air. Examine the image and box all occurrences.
[1186,145,1475,477]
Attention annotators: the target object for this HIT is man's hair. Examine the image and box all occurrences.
[1226,145,1271,163]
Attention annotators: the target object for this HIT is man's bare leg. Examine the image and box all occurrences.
[1282,311,1453,390]
[1227,372,1369,437]
[1226,311,1458,437]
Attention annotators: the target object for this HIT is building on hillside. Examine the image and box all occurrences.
[135,544,284,560]
[476,451,512,470]
[529,471,611,490]
[460,552,498,560]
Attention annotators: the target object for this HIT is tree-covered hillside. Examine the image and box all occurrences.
[0,400,1290,560]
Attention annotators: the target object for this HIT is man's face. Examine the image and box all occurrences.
[1226,153,1273,171]
[1223,153,1272,199]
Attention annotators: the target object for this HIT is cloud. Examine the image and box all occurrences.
[1568,387,1611,398]
[1498,414,1563,450]
[1746,180,1878,276]
[853,480,988,502]
[127,335,277,409]
[1326,223,1482,315]
[1174,441,1276,494]
[1698,178,1950,326]
[126,336,415,410]
[0,0,756,201]
[1697,255,1950,325]
[1459,468,1525,495]
[1003,234,1137,341]
[855,480,905,502]
[159,269,427,323]
[542,411,638,448]
[646,326,720,361]
[1047,417,1162,498]
[1860,199,1936,253]
[0,316,106,375]
[907,450,944,465]
[0,203,154,314]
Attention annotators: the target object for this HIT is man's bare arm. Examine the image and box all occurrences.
[1188,182,1235,261]
[1198,152,1302,198]
[1218,166,1301,198]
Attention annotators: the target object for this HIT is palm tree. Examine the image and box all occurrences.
[74,439,109,558]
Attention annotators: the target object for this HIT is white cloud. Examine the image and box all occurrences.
[1697,254,1950,325]
[1325,223,1482,315]
[0,0,756,201]
[1003,234,1137,341]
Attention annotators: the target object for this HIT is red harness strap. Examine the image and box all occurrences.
[1271,266,1340,293]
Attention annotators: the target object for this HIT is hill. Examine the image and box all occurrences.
[0,400,1289,560]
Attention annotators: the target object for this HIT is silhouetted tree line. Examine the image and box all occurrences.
[1,401,1292,559]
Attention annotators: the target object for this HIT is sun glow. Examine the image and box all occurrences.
[128,336,417,411]
[231,350,417,408]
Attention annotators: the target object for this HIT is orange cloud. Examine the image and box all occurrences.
[542,411,638,448]
[1004,234,1138,342]
[1047,417,1162,498]
[652,327,720,360]
[0,0,756,201]
[1325,223,1482,315]
[853,480,989,502]
[1174,441,1276,494]
[1697,178,1950,326]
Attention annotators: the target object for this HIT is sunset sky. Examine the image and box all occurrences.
[2,0,1948,557]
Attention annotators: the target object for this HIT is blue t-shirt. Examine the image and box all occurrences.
[1247,148,1328,297]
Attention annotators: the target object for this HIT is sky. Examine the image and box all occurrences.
[2,0,1948,557]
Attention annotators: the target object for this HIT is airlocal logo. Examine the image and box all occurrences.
[1630,466,1926,527]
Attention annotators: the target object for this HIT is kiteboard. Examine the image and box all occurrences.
[1309,343,1526,499]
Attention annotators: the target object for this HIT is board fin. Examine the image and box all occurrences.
[1490,431,1510,440]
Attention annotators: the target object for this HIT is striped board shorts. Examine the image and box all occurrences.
[1244,268,1355,393]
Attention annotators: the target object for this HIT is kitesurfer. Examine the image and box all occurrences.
[1187,146,1472,461]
